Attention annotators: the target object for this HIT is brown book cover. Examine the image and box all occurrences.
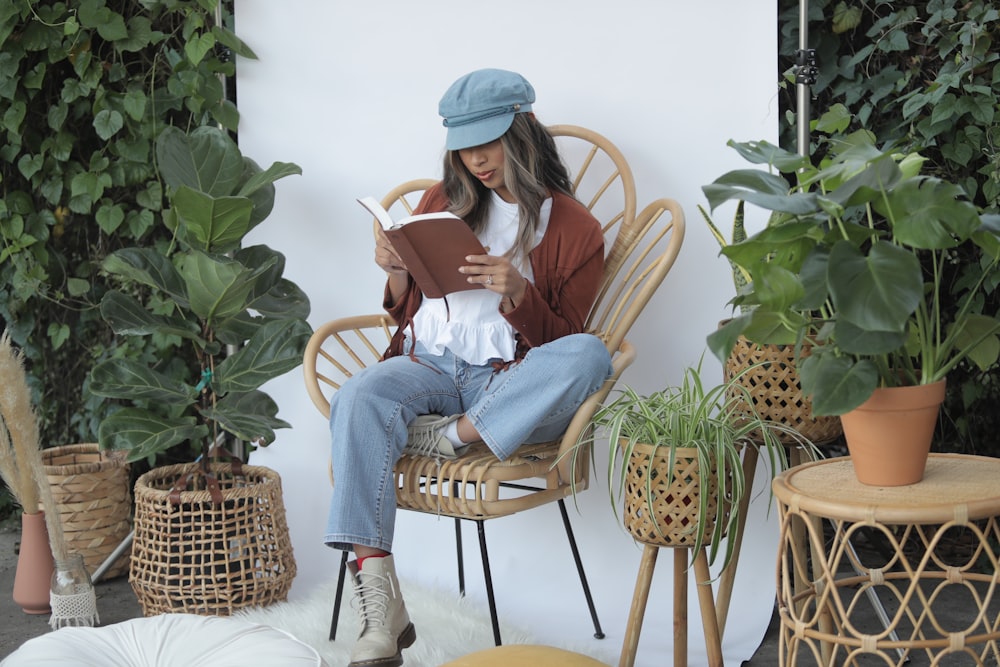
[359,197,486,299]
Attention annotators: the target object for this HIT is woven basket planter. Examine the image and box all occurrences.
[622,443,736,549]
[724,335,842,446]
[130,462,296,616]
[42,443,132,580]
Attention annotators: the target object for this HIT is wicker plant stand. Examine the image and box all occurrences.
[42,443,132,580]
[619,444,736,667]
[130,462,296,616]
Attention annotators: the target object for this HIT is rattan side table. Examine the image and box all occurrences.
[772,453,1000,666]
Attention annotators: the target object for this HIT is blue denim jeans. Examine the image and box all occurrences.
[324,333,613,553]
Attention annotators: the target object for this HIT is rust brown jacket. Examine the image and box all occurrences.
[383,182,604,363]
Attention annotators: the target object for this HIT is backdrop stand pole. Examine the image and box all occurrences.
[794,0,817,157]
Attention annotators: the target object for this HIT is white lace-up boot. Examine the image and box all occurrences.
[404,414,467,459]
[348,555,416,667]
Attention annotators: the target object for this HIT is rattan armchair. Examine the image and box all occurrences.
[303,125,685,645]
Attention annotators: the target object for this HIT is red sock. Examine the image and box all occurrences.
[356,553,389,570]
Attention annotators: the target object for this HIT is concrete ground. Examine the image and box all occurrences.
[1,525,996,666]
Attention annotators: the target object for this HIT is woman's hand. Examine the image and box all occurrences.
[374,228,408,277]
[461,252,528,310]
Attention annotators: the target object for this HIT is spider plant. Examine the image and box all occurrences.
[589,361,816,569]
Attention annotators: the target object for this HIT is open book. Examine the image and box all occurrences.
[358,196,487,299]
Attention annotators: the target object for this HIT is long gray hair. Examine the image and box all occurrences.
[442,114,575,261]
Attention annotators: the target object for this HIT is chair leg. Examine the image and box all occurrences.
[475,519,503,646]
[558,498,606,639]
[329,550,349,641]
[453,484,466,597]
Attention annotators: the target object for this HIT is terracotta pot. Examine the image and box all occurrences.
[839,380,946,487]
[12,511,55,615]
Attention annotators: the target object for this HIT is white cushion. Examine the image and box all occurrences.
[1,613,326,667]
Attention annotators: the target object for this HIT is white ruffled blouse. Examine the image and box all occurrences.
[410,192,551,364]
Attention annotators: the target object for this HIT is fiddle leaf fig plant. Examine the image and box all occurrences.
[89,125,311,462]
[705,131,1000,416]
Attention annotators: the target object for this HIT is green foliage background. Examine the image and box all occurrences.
[1,0,249,449]
[777,0,1000,455]
[0,0,255,516]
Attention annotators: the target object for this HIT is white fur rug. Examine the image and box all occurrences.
[235,577,616,666]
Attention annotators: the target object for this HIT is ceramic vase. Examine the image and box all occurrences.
[839,380,946,487]
[12,511,55,615]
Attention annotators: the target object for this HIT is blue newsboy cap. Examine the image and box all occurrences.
[439,69,535,151]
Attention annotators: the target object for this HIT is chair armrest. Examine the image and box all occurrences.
[303,314,396,419]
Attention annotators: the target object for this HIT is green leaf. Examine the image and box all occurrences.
[156,125,243,197]
[878,176,981,249]
[123,89,147,121]
[89,358,197,403]
[17,154,42,180]
[66,278,90,296]
[211,99,240,132]
[201,391,290,444]
[178,250,262,323]
[703,170,819,215]
[99,291,202,340]
[119,15,153,52]
[95,14,128,41]
[97,408,207,462]
[237,161,302,198]
[94,109,124,140]
[214,318,312,394]
[96,203,125,234]
[184,32,216,66]
[211,25,258,59]
[250,278,311,321]
[46,102,68,132]
[724,139,809,171]
[70,171,112,202]
[47,323,70,350]
[951,314,1000,372]
[135,181,162,211]
[172,186,253,252]
[798,353,879,416]
[828,240,922,333]
[102,248,189,306]
[831,319,907,355]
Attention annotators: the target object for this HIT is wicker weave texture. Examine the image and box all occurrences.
[42,443,131,579]
[724,337,842,445]
[130,463,296,616]
[622,444,733,548]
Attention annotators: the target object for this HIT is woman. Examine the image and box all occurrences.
[327,68,613,667]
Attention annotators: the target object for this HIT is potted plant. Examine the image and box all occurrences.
[88,125,310,614]
[587,361,816,569]
[577,362,818,664]
[700,202,842,447]
[703,129,1000,484]
[89,125,311,462]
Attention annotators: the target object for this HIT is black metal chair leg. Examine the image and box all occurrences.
[558,498,605,639]
[476,519,503,646]
[329,550,349,641]
[454,516,466,596]
[453,481,466,597]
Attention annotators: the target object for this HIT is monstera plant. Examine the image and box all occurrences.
[705,131,1000,417]
[89,125,311,463]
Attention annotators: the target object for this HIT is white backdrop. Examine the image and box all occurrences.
[233,2,778,665]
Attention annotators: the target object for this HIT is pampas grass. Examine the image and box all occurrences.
[0,331,42,514]
[0,329,68,561]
